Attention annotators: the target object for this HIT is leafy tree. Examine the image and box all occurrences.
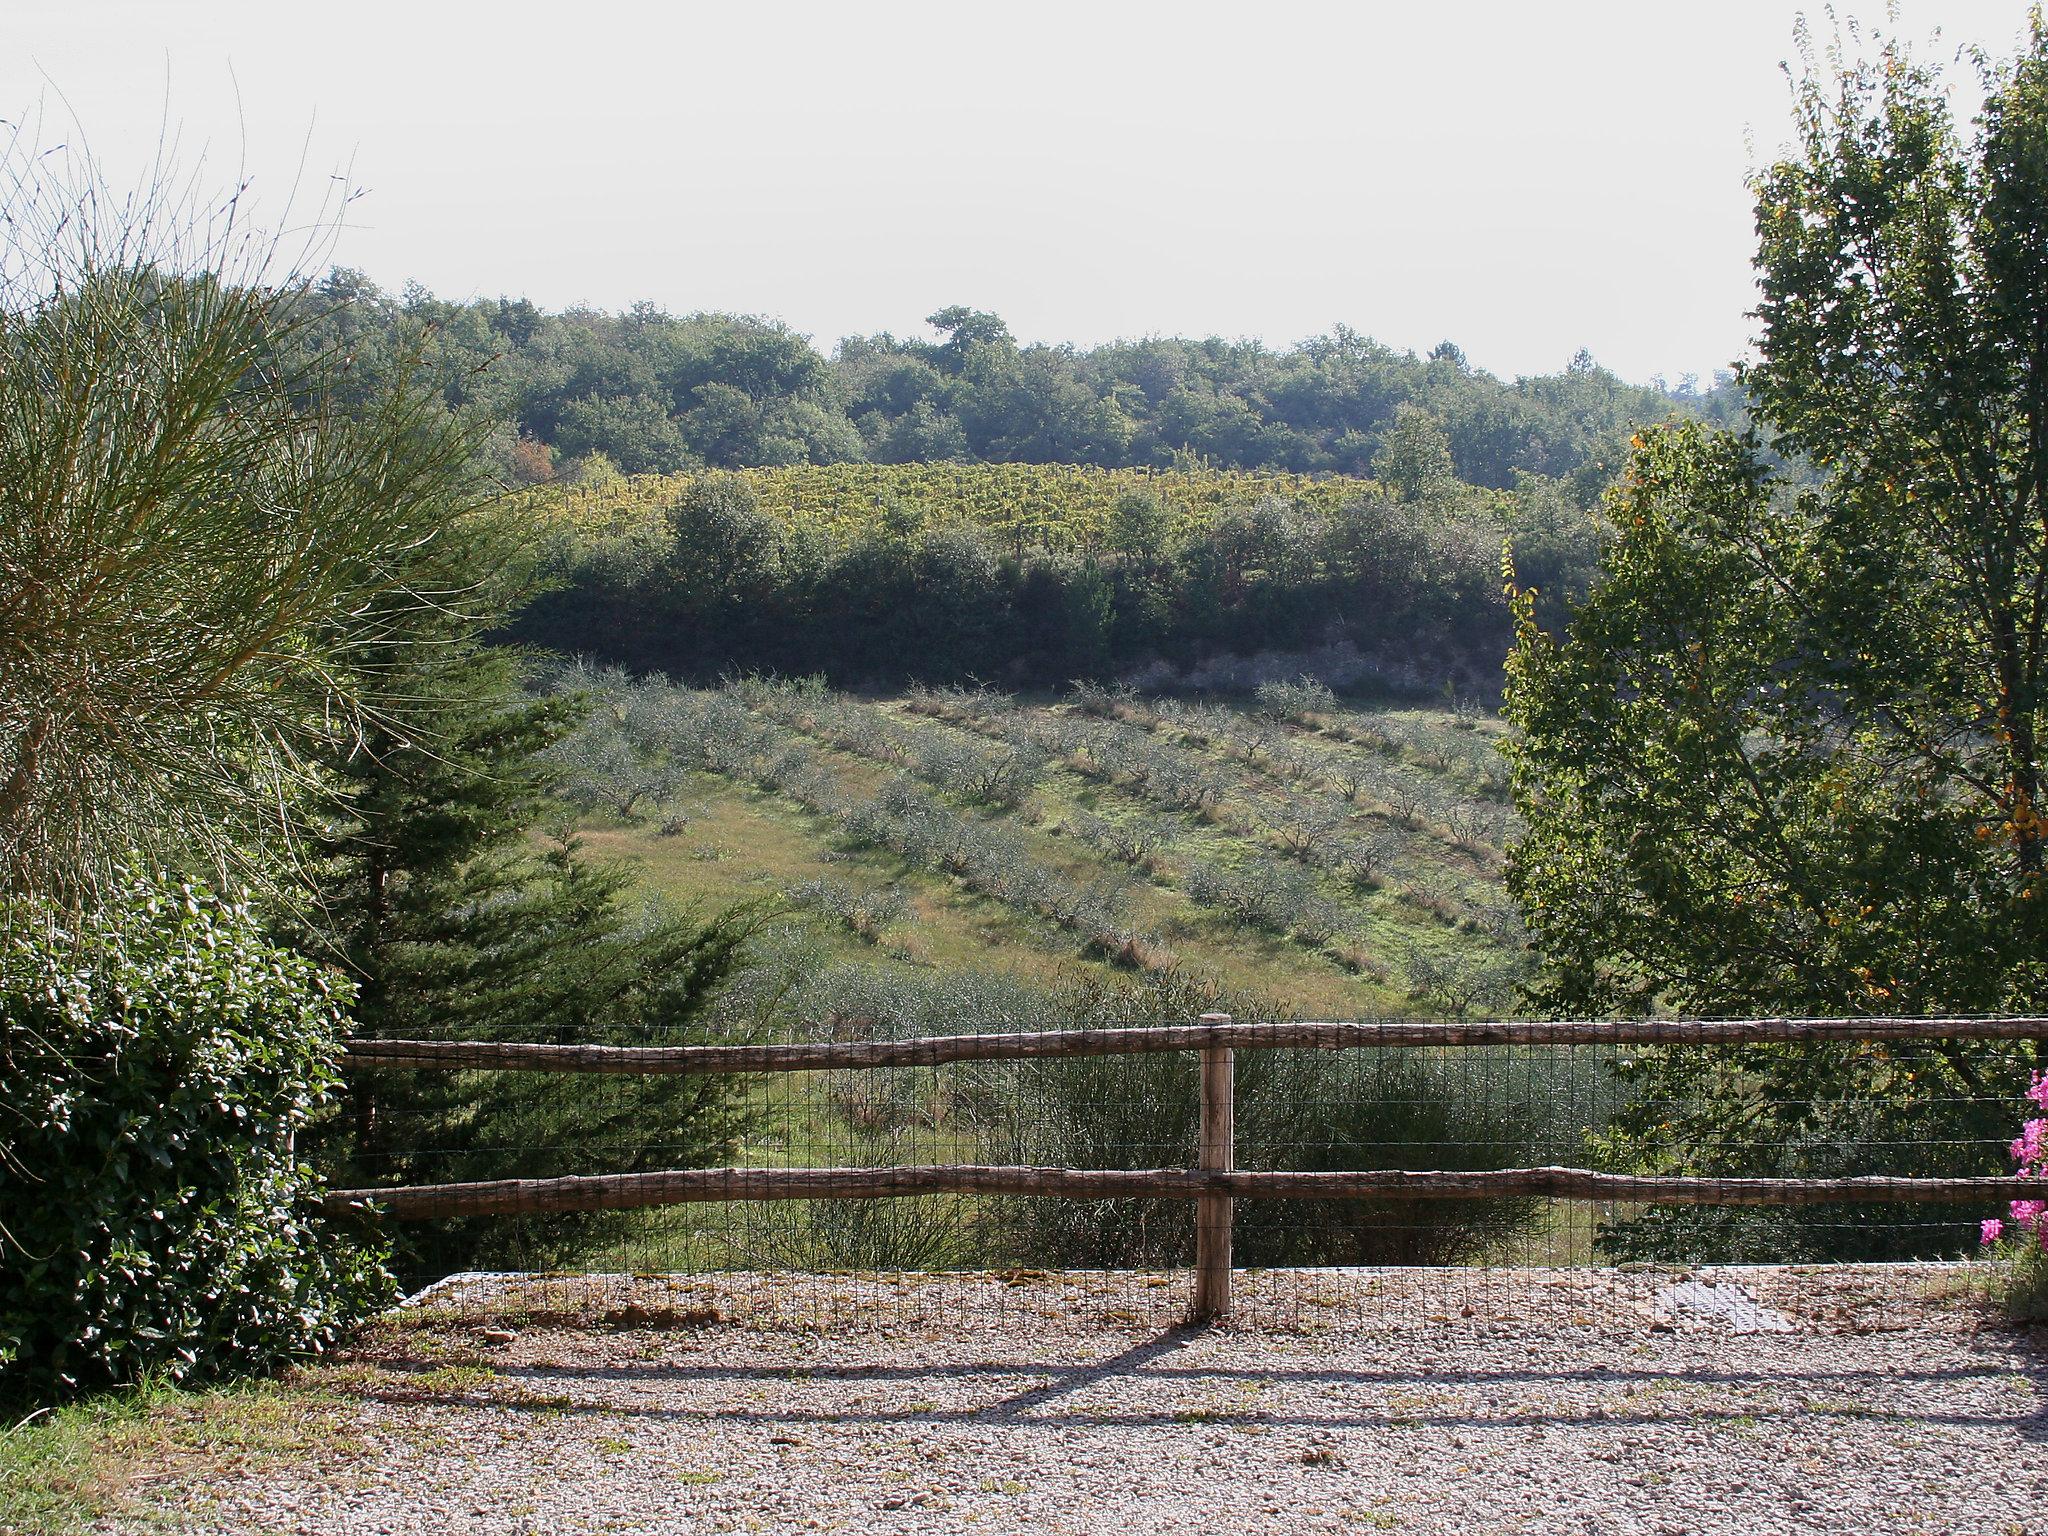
[666,472,783,601]
[926,305,1014,369]
[1373,402,1457,501]
[1504,19,2048,1258]
[292,263,1693,491]
[555,389,695,473]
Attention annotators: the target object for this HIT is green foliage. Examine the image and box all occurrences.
[306,641,761,1279]
[1505,21,2048,1260]
[300,281,1691,491]
[0,141,486,906]
[1372,403,1457,502]
[0,876,392,1405]
[1994,1237,2048,1322]
[515,462,1550,690]
[1507,28,2048,1017]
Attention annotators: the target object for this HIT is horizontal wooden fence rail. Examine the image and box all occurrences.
[340,1015,2048,1077]
[324,1165,2048,1222]
[334,1012,2048,1322]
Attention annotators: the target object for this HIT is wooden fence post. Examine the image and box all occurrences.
[1192,1012,1235,1322]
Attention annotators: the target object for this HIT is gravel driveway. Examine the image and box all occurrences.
[130,1267,2046,1536]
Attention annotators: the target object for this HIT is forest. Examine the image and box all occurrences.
[298,276,1742,491]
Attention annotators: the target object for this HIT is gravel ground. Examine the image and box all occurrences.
[126,1267,2045,1536]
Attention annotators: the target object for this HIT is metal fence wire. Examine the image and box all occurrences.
[316,1015,2048,1332]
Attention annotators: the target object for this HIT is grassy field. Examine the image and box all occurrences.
[558,676,1523,1023]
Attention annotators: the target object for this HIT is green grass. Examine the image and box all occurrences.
[0,1377,362,1536]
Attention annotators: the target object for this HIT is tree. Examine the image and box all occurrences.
[1372,403,1457,501]
[307,565,760,1275]
[1504,19,2048,1258]
[926,305,1014,370]
[0,136,481,905]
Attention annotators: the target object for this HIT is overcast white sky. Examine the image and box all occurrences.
[4,1,2037,384]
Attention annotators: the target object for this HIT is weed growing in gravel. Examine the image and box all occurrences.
[0,1376,358,1536]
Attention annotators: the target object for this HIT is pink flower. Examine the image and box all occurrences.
[2012,1199,2048,1230]
[2029,1072,2048,1111]
[1981,1217,2005,1245]
[2013,1119,2048,1166]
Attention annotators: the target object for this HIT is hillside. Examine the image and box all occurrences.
[509,460,1603,691]
[546,673,1525,1025]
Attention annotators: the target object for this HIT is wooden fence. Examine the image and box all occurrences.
[326,1013,2048,1321]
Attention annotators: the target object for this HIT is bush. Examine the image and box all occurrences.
[0,876,392,1404]
[734,1194,973,1273]
[1253,675,1338,724]
[1594,1041,2029,1264]
[955,1036,1555,1268]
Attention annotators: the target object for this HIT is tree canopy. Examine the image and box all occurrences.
[295,280,1710,495]
[1503,18,2048,1260]
[1506,18,2048,1018]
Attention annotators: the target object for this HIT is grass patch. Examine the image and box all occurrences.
[0,1375,359,1536]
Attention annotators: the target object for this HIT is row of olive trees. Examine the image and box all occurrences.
[907,679,1520,950]
[541,669,1159,965]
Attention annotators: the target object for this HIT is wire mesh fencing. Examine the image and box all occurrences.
[319,1015,2048,1334]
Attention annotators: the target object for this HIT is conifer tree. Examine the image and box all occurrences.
[308,523,758,1273]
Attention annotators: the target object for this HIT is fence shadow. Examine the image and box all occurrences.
[351,1321,2048,1440]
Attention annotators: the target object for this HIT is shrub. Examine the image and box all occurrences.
[955,1023,1553,1268]
[0,876,392,1404]
[1977,1073,2048,1320]
[1595,1041,2026,1265]
[1068,679,1137,717]
[1179,856,1313,934]
[1326,758,1379,802]
[735,1192,972,1273]
[1253,676,1338,724]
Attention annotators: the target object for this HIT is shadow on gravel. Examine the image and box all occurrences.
[351,1324,2048,1439]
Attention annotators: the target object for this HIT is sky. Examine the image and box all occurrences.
[4,0,2038,385]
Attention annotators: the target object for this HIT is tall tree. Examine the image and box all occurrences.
[1503,19,2048,1259]
[308,518,761,1273]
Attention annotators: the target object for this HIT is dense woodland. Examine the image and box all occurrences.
[299,278,1741,491]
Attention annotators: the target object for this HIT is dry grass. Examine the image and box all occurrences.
[0,1375,376,1536]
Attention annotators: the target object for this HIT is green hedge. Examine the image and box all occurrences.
[0,876,391,1405]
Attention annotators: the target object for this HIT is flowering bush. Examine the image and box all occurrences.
[1980,1072,2048,1318]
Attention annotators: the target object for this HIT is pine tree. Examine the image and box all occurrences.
[307,547,758,1274]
